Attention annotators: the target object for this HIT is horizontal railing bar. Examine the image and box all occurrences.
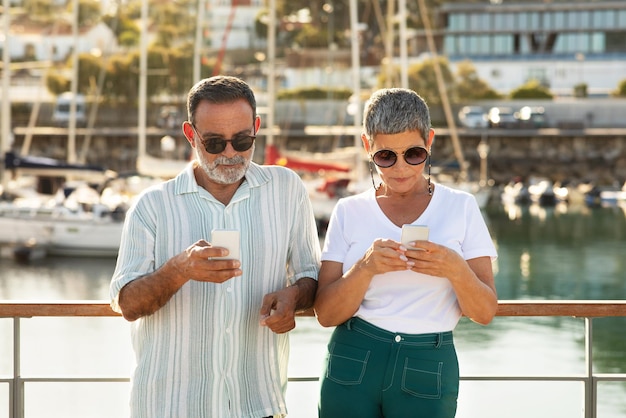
[3,375,624,384]
[0,378,129,383]
[1,300,626,318]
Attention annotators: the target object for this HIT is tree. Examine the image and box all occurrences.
[455,60,501,101]
[509,79,554,99]
[406,57,455,106]
[611,79,626,97]
[73,0,102,27]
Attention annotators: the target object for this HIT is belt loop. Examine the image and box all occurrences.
[346,318,353,330]
[435,332,442,348]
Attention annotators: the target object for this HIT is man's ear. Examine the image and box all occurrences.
[254,115,261,133]
[183,122,196,147]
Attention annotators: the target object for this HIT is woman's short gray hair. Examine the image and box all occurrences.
[362,88,431,147]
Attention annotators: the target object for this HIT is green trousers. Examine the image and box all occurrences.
[318,317,459,418]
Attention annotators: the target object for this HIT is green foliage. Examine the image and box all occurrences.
[76,53,105,94]
[277,86,352,100]
[611,79,626,97]
[406,57,455,106]
[22,0,57,22]
[293,25,331,48]
[76,0,102,27]
[255,9,269,39]
[509,79,554,99]
[119,30,139,48]
[103,54,137,103]
[455,60,502,101]
[45,71,70,96]
[102,13,140,45]
[574,83,588,98]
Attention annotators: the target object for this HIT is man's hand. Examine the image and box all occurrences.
[259,277,317,333]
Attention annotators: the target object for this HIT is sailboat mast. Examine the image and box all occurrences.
[193,0,206,83]
[349,0,362,180]
[1,0,10,190]
[416,0,467,180]
[265,0,276,150]
[137,0,148,164]
[68,0,79,164]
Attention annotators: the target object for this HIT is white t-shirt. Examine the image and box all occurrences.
[322,183,497,334]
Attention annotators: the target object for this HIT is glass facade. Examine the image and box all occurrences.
[442,3,626,57]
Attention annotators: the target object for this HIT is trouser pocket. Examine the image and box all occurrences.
[325,341,371,385]
[401,357,444,399]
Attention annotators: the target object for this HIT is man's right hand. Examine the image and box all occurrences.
[176,239,242,284]
[117,240,242,321]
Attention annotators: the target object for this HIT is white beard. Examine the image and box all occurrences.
[195,144,254,185]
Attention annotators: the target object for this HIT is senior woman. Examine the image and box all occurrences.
[314,88,498,418]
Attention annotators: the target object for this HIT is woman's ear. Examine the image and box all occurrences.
[427,128,435,149]
[361,134,370,153]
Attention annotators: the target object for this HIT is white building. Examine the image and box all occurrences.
[205,0,265,50]
[431,1,626,97]
[4,18,118,63]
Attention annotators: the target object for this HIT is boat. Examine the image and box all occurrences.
[0,149,140,259]
[585,182,626,207]
[0,179,126,258]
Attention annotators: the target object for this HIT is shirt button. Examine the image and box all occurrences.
[395,335,402,342]
[226,287,232,293]
[226,328,231,334]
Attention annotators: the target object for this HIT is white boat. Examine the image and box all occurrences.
[0,189,125,258]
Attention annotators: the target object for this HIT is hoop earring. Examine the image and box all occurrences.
[427,154,432,196]
[369,160,380,191]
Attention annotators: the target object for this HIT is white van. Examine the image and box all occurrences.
[52,92,87,126]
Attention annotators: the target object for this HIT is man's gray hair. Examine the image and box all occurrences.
[187,75,257,125]
[362,88,431,146]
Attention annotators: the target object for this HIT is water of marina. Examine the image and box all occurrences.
[1,201,625,418]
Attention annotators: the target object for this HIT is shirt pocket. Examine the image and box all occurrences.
[325,342,370,385]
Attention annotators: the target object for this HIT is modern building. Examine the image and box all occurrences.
[430,1,626,96]
[204,0,265,50]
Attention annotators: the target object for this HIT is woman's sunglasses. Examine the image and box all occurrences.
[372,146,429,168]
[190,124,256,154]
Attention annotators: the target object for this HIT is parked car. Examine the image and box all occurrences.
[458,106,488,128]
[487,106,517,128]
[52,92,87,127]
[515,105,547,128]
[156,105,181,129]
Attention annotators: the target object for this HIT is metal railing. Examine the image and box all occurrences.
[1,300,626,418]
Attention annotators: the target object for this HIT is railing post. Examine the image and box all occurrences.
[584,317,595,418]
[12,317,23,418]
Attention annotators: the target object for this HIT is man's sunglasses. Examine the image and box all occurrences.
[372,146,429,168]
[190,123,256,154]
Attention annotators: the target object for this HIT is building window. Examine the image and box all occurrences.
[606,31,626,53]
[618,10,626,27]
[493,35,512,55]
[592,10,608,28]
[591,33,604,53]
[553,11,566,31]
[494,12,515,31]
[527,67,548,85]
[444,36,459,55]
[448,14,466,31]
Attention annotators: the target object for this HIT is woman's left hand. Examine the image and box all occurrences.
[403,240,498,325]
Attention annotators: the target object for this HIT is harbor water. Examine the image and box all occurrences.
[1,202,625,417]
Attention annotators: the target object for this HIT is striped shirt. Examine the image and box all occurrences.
[110,162,321,418]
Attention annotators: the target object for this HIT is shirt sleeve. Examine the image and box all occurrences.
[109,193,157,312]
[285,171,321,284]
